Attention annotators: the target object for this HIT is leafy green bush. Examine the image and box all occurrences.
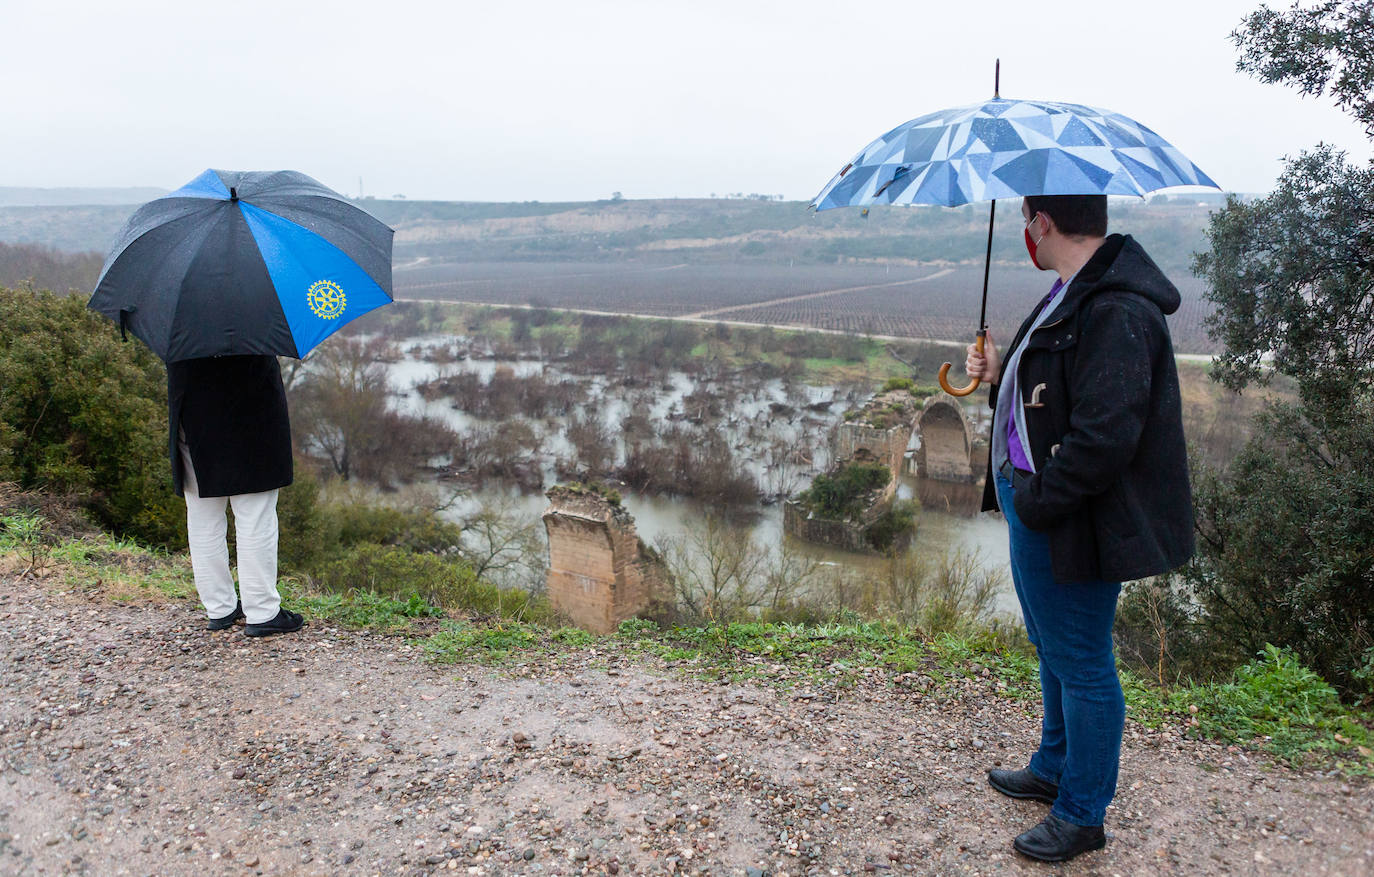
[274,469,331,572]
[0,286,183,546]
[312,543,552,622]
[798,463,890,519]
[1183,401,1374,696]
[1175,6,1374,700]
[325,501,465,554]
[880,377,915,393]
[864,499,916,552]
[1175,644,1371,767]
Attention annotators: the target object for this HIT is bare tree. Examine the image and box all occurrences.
[457,494,548,593]
[291,338,391,480]
[656,515,770,624]
[290,337,454,484]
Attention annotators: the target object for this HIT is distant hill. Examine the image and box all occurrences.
[0,194,1230,353]
[0,194,1223,276]
[0,186,167,207]
[361,195,1219,275]
[0,205,137,255]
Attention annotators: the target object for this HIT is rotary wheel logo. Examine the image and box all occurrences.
[307,280,346,319]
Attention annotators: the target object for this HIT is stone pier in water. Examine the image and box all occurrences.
[541,486,668,634]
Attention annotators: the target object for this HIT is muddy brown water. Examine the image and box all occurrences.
[378,342,1017,619]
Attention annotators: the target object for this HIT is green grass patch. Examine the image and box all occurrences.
[0,512,46,556]
[423,619,545,663]
[613,617,1029,686]
[551,626,596,647]
[43,531,198,601]
[297,588,445,632]
[1166,645,1374,772]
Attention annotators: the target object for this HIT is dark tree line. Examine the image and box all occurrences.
[0,242,103,294]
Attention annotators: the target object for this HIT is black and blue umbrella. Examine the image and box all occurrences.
[89,169,393,362]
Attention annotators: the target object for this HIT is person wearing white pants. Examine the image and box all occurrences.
[179,439,283,625]
[168,354,302,637]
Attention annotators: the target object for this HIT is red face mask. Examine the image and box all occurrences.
[1024,215,1047,270]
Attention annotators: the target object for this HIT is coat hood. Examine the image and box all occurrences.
[1055,234,1181,318]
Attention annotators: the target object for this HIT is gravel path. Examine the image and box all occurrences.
[1,576,1370,877]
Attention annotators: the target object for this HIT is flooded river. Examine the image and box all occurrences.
[381,338,1018,619]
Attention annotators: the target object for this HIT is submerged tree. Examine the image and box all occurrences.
[291,337,454,485]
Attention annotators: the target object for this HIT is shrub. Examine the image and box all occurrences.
[1114,574,1213,686]
[324,501,464,554]
[0,286,183,546]
[864,499,917,552]
[311,543,552,623]
[798,462,890,520]
[275,468,331,572]
[1181,402,1374,696]
[1176,8,1374,700]
[1174,644,1369,765]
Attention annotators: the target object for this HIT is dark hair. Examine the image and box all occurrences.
[1022,194,1108,238]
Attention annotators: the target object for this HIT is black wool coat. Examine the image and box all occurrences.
[980,234,1194,584]
[168,355,293,498]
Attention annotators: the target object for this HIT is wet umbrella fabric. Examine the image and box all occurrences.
[809,94,1218,395]
[89,169,393,362]
[811,97,1218,210]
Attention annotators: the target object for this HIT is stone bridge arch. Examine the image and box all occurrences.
[916,393,975,482]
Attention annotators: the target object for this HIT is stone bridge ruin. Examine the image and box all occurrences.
[914,393,976,483]
[785,389,983,551]
[541,485,668,634]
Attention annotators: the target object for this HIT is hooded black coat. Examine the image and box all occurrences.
[980,234,1194,584]
[167,355,293,498]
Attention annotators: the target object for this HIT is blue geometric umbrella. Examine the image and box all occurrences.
[811,98,1218,210]
[810,63,1219,394]
[89,169,393,362]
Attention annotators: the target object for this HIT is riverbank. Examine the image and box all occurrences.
[1,531,1371,876]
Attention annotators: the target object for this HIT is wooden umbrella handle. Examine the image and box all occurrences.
[937,333,984,397]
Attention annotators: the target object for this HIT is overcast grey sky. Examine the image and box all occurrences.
[4,0,1368,202]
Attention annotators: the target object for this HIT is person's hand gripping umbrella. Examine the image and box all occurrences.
[811,61,1219,396]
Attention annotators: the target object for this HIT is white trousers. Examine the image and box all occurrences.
[179,442,282,624]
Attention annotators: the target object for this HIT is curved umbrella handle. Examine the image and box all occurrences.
[937,332,984,397]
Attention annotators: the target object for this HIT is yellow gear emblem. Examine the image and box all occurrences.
[307,280,346,319]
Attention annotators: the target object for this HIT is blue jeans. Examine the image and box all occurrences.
[996,474,1124,827]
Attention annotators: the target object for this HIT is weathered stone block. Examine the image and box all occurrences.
[542,486,669,634]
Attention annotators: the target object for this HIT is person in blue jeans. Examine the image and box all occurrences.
[965,194,1194,862]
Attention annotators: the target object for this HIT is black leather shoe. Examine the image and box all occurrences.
[1013,813,1106,862]
[207,602,245,631]
[244,608,304,638]
[988,767,1059,805]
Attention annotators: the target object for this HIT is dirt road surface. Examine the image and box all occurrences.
[1,577,1369,877]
